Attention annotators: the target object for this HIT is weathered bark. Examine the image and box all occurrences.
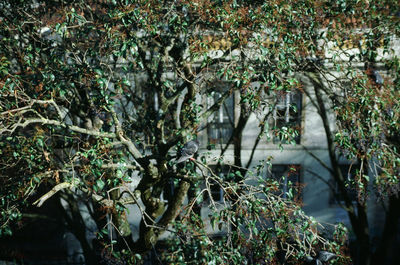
[134,179,190,254]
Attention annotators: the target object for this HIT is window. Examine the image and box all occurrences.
[267,164,301,199]
[209,180,224,202]
[272,91,302,144]
[331,164,359,205]
[207,89,234,145]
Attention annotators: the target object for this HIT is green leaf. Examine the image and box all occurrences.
[36,138,44,148]
[96,179,105,191]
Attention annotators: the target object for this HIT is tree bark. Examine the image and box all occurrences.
[133,179,190,254]
[233,102,250,177]
[372,195,400,265]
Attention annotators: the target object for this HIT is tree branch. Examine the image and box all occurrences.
[109,107,145,168]
[302,145,334,175]
[33,178,80,207]
[33,178,137,208]
[0,117,116,138]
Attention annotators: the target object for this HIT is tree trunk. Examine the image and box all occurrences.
[356,202,371,265]
[372,195,400,265]
[233,102,250,177]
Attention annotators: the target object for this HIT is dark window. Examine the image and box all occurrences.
[207,90,234,145]
[331,164,359,204]
[272,91,302,144]
[267,164,301,199]
[209,180,224,202]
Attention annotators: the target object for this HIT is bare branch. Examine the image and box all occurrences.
[33,178,80,207]
[0,117,116,138]
[302,145,334,175]
[109,107,144,165]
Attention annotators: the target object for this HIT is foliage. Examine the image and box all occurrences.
[334,72,400,197]
[0,0,399,264]
[160,177,350,265]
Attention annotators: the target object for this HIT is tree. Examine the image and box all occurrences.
[296,2,400,264]
[0,0,397,264]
